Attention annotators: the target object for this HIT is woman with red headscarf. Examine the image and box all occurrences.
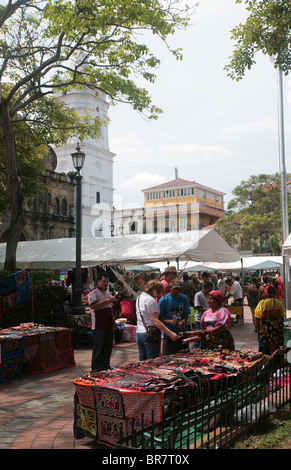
[254,285,285,355]
[184,290,234,350]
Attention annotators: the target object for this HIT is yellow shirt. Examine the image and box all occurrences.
[255,297,285,320]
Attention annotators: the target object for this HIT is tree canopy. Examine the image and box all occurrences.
[215,173,291,255]
[0,0,195,269]
[225,0,291,80]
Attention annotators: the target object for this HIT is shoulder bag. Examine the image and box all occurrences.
[137,296,161,343]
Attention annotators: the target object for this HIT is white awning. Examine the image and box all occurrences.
[0,229,240,270]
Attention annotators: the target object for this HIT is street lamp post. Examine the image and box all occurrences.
[71,143,86,309]
[277,68,290,311]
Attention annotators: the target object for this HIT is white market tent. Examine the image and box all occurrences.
[282,234,291,257]
[0,229,240,270]
[184,255,283,273]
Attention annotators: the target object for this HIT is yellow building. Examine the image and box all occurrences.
[142,177,225,233]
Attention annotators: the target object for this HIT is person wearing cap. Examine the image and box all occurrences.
[158,279,190,355]
[254,285,285,355]
[160,266,178,296]
[184,290,234,350]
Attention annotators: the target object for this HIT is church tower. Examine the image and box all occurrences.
[53,88,116,238]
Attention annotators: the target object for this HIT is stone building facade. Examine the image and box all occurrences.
[0,148,75,242]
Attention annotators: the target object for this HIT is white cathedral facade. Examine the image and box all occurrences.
[53,88,116,239]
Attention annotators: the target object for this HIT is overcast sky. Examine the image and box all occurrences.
[108,0,291,211]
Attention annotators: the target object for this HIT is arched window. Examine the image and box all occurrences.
[54,198,60,215]
[61,199,67,216]
[96,191,101,204]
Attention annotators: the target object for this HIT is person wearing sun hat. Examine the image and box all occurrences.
[160,266,178,296]
[183,289,234,350]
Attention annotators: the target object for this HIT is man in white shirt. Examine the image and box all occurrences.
[225,277,243,305]
[217,271,227,297]
[88,271,116,372]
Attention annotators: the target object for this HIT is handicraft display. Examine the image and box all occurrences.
[73,349,266,447]
[0,323,75,381]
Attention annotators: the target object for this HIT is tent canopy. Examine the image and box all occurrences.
[0,229,240,270]
[183,264,212,272]
[125,265,160,272]
[191,256,283,273]
[246,260,281,271]
[282,233,291,257]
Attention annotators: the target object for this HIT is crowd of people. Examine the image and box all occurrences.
[87,267,286,372]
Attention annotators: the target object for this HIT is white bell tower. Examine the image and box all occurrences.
[53,88,116,238]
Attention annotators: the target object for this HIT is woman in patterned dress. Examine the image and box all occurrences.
[183,290,234,350]
[254,285,285,355]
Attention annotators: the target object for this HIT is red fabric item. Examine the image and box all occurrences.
[209,290,225,304]
[119,299,135,321]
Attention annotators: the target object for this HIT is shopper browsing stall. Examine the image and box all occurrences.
[158,279,190,355]
[136,280,180,361]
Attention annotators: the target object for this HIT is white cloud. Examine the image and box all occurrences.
[220,118,277,139]
[109,0,291,212]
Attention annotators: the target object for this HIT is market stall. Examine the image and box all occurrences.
[0,323,75,381]
[73,348,267,448]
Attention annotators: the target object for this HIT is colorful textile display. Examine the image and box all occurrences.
[0,268,30,318]
[73,349,267,447]
[0,324,75,377]
[0,335,25,382]
[121,324,137,343]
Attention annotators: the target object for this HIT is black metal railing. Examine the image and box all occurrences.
[116,348,291,449]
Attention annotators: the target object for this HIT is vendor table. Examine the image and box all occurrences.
[0,324,75,382]
[73,349,266,448]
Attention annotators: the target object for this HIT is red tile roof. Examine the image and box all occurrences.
[142,178,195,191]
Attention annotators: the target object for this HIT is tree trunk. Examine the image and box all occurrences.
[0,100,25,271]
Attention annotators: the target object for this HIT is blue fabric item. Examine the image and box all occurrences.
[0,274,16,296]
[158,293,190,336]
[15,268,30,304]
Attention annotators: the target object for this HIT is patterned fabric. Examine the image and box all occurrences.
[255,298,285,346]
[97,414,126,447]
[0,326,75,374]
[0,268,30,317]
[75,385,96,409]
[204,329,235,350]
[73,349,268,445]
[121,324,137,342]
[0,336,24,382]
[15,268,30,305]
[1,293,16,314]
[93,386,124,418]
[25,328,75,373]
[0,356,22,382]
[75,403,97,438]
[120,390,163,421]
